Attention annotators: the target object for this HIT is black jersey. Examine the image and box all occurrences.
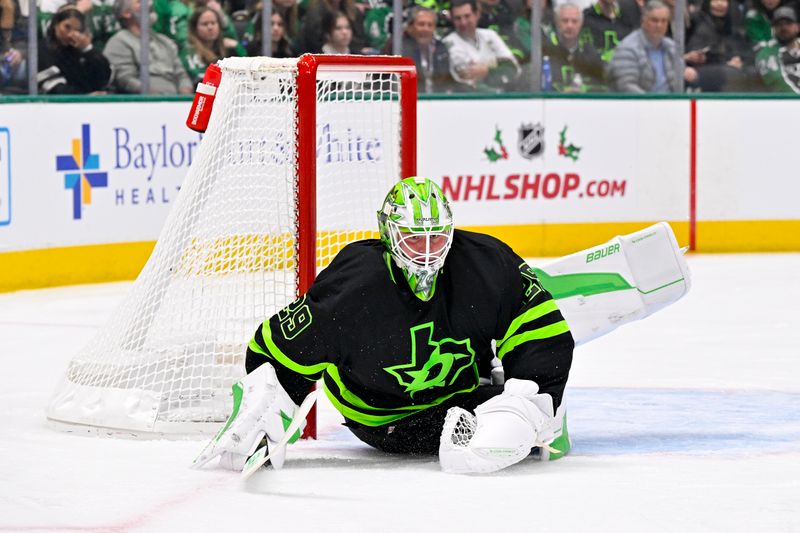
[247,229,574,427]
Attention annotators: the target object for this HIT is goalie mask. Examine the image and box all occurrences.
[377,177,454,301]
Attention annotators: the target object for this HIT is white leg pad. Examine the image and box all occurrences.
[536,221,692,345]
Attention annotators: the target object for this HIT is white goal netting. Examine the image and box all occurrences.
[47,56,412,435]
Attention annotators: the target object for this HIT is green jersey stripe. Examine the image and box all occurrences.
[323,375,479,426]
[497,320,571,360]
[251,323,330,377]
[497,299,560,348]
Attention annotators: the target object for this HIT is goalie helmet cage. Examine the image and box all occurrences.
[46,54,418,438]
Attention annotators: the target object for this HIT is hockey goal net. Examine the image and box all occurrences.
[46,55,417,437]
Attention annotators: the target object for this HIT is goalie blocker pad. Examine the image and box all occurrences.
[536,222,691,346]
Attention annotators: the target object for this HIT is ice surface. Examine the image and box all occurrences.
[1,254,798,532]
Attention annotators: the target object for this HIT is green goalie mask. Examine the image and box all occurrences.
[377,177,454,301]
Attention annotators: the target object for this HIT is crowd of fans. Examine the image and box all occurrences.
[1,0,799,94]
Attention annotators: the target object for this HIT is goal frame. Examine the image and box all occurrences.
[45,54,418,440]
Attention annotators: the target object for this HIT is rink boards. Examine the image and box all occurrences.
[1,97,799,291]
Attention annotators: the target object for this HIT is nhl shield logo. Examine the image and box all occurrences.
[518,123,545,159]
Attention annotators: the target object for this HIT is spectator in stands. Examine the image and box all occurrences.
[0,45,24,93]
[754,5,800,91]
[270,10,295,56]
[153,0,240,53]
[76,0,120,51]
[609,0,698,92]
[242,0,300,52]
[246,10,294,56]
[544,2,606,91]
[273,0,301,42]
[321,9,352,53]
[37,5,111,93]
[745,0,782,50]
[153,0,191,49]
[195,0,245,48]
[661,0,691,39]
[684,0,750,91]
[37,0,58,42]
[0,0,13,45]
[444,0,520,91]
[1,0,26,94]
[181,6,244,85]
[36,0,119,51]
[581,0,637,63]
[362,0,392,52]
[392,6,456,93]
[90,0,120,51]
[297,0,371,54]
[478,0,523,38]
[104,0,193,94]
[511,0,555,64]
[619,0,645,29]
[411,0,454,34]
[478,0,526,64]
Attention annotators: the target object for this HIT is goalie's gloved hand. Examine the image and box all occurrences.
[439,379,559,474]
[191,363,304,471]
[483,378,560,443]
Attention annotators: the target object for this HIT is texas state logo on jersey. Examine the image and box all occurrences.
[383,321,476,398]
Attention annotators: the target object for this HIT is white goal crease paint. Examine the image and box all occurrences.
[0,253,799,532]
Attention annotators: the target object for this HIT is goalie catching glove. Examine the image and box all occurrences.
[191,363,304,471]
[439,379,570,474]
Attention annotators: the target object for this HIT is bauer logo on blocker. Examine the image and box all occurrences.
[56,124,109,220]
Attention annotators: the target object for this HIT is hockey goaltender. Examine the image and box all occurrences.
[192,170,694,475]
[192,176,573,475]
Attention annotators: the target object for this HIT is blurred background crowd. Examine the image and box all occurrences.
[1,0,799,95]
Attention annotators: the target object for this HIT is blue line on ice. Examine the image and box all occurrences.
[567,387,800,456]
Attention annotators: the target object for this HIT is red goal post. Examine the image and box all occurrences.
[46,54,418,440]
[295,55,418,438]
[295,54,417,306]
